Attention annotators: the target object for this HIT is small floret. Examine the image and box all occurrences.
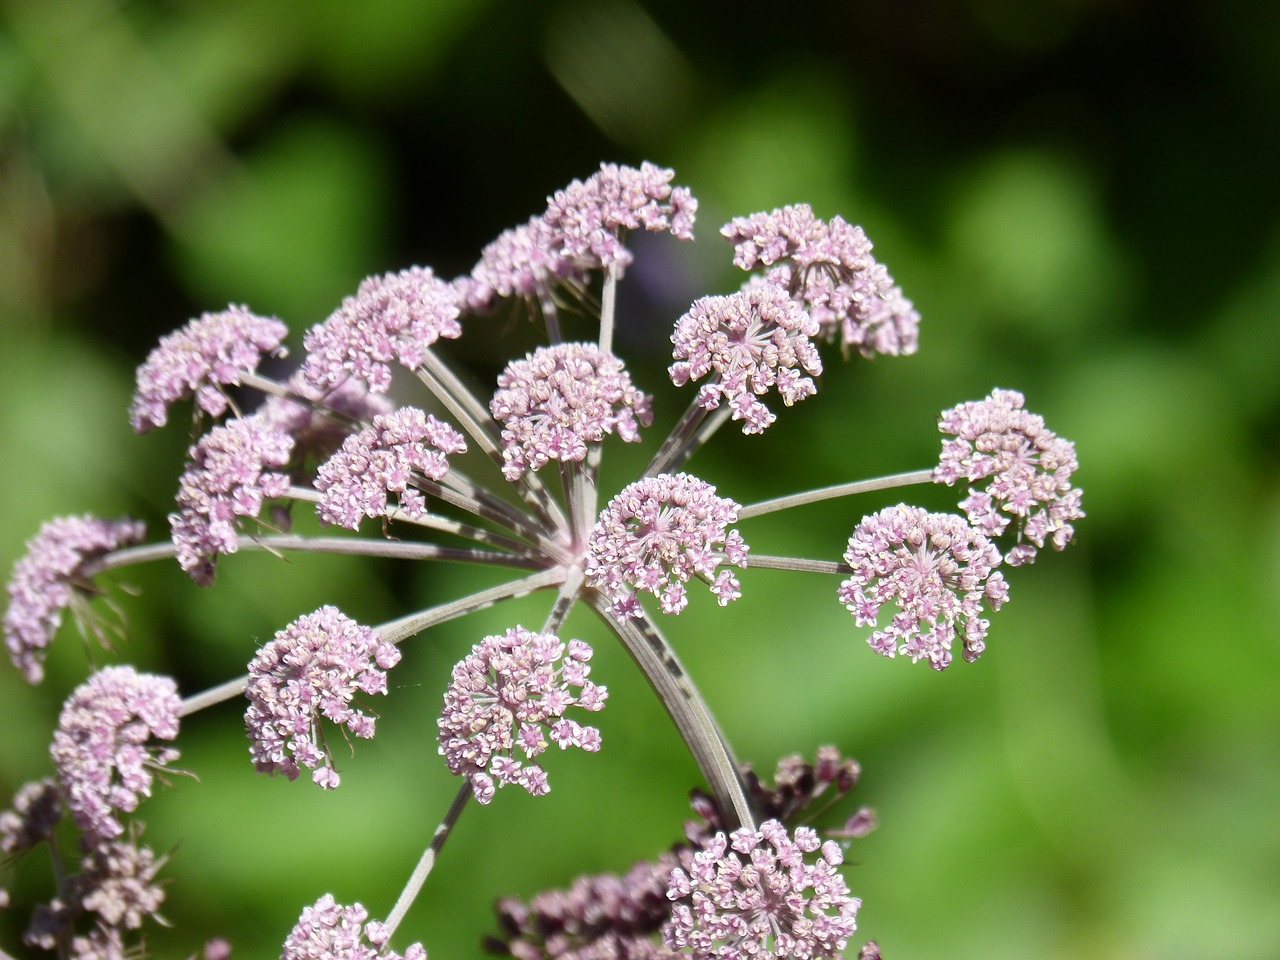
[438,627,607,803]
[934,388,1085,565]
[585,474,748,618]
[838,504,1008,669]
[4,515,146,684]
[245,606,400,789]
[130,305,288,432]
[282,894,426,960]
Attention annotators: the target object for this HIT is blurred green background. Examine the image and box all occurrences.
[2,0,1278,957]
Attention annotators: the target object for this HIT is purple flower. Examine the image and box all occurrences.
[169,414,295,586]
[129,305,288,433]
[438,627,607,803]
[664,818,860,960]
[300,266,462,394]
[493,854,682,960]
[585,474,748,618]
[50,666,181,841]
[0,779,61,856]
[934,388,1085,565]
[4,515,146,684]
[245,606,401,789]
[542,162,697,274]
[490,343,653,481]
[838,504,1009,669]
[23,829,169,957]
[314,407,467,529]
[670,280,822,434]
[460,216,582,314]
[282,895,427,960]
[721,204,919,359]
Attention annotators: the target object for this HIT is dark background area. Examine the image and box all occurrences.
[2,1,1278,957]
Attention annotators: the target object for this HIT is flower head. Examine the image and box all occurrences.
[245,606,400,789]
[838,504,1008,669]
[542,161,696,274]
[169,414,295,586]
[460,216,581,314]
[438,627,607,803]
[670,280,822,434]
[129,305,288,432]
[934,388,1085,565]
[300,266,462,394]
[50,666,181,841]
[0,779,62,856]
[261,373,396,465]
[491,343,653,481]
[664,818,860,960]
[721,204,919,359]
[585,474,748,618]
[5,515,146,684]
[282,895,426,960]
[314,407,467,529]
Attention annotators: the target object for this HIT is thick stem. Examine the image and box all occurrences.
[737,468,936,520]
[383,783,471,938]
[642,395,709,479]
[587,594,756,831]
[599,261,620,356]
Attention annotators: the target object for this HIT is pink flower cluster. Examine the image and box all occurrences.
[935,388,1085,565]
[282,895,426,960]
[722,203,919,359]
[461,162,696,311]
[490,343,652,481]
[839,504,1008,669]
[315,407,466,529]
[670,280,822,434]
[49,666,181,841]
[438,627,607,804]
[664,819,860,960]
[169,414,294,586]
[585,474,748,618]
[4,514,146,684]
[245,606,400,790]
[301,266,462,394]
[129,305,288,432]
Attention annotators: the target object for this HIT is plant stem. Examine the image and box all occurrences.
[588,595,756,831]
[737,468,935,520]
[383,783,471,938]
[745,554,850,576]
[599,261,619,356]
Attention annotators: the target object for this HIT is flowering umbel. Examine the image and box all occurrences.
[2,161,1084,959]
[438,628,607,803]
[246,606,401,789]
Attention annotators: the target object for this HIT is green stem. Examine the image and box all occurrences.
[737,468,935,520]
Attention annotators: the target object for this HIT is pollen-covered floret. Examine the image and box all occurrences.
[490,343,653,481]
[314,407,466,529]
[282,895,427,960]
[664,818,860,960]
[934,388,1085,565]
[129,305,288,432]
[838,504,1008,669]
[49,666,181,841]
[721,204,919,359]
[585,473,748,618]
[245,605,400,790]
[300,266,462,394]
[543,161,697,274]
[4,515,146,684]
[169,414,294,586]
[670,280,822,434]
[438,627,607,803]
